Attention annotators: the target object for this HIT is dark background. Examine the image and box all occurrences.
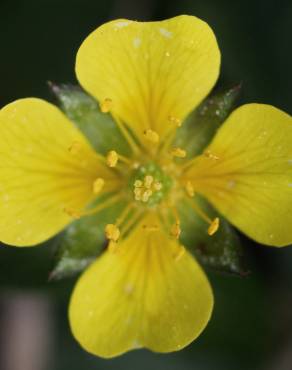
[0,0,292,369]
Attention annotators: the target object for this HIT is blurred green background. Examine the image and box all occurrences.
[0,0,292,369]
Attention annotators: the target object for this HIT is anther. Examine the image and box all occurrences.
[142,189,152,202]
[134,187,142,196]
[171,147,187,158]
[185,181,195,197]
[208,217,220,236]
[134,188,142,201]
[144,175,153,189]
[134,180,143,188]
[106,150,118,167]
[170,222,181,239]
[63,207,81,219]
[68,141,82,154]
[100,98,113,113]
[105,224,120,241]
[93,178,105,194]
[143,129,159,144]
[168,115,182,127]
[204,150,219,161]
[133,174,163,203]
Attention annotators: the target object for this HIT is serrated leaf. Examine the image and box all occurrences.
[49,83,131,156]
[178,196,246,276]
[50,198,127,280]
[174,84,242,158]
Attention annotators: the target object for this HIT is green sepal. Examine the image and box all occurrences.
[178,196,247,276]
[50,198,127,280]
[49,82,131,156]
[174,84,241,158]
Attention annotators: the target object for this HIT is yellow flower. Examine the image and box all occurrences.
[0,15,292,358]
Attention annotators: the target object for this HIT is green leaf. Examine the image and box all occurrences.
[50,198,127,280]
[178,196,247,276]
[49,82,131,156]
[174,84,242,158]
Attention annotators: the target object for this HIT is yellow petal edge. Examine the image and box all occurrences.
[0,98,111,246]
[185,104,292,246]
[76,15,220,143]
[69,215,213,358]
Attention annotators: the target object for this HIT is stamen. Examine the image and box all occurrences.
[63,207,81,219]
[171,147,187,158]
[173,245,185,261]
[106,150,118,167]
[105,205,137,251]
[120,209,144,237]
[100,98,113,113]
[68,141,82,154]
[92,178,105,194]
[168,115,182,127]
[185,181,195,197]
[105,150,134,171]
[208,217,220,236]
[118,154,133,166]
[158,129,177,156]
[189,201,211,224]
[105,203,133,242]
[143,129,159,144]
[105,224,120,241]
[83,193,122,217]
[115,203,134,228]
[112,114,141,155]
[189,200,220,236]
[170,222,181,239]
[105,205,139,246]
[204,150,219,161]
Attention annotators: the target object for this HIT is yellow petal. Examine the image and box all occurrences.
[0,98,115,246]
[69,215,213,358]
[76,15,220,143]
[184,104,292,246]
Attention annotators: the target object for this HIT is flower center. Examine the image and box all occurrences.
[130,162,173,206]
[65,117,221,241]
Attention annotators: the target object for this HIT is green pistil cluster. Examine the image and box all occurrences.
[130,162,173,207]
